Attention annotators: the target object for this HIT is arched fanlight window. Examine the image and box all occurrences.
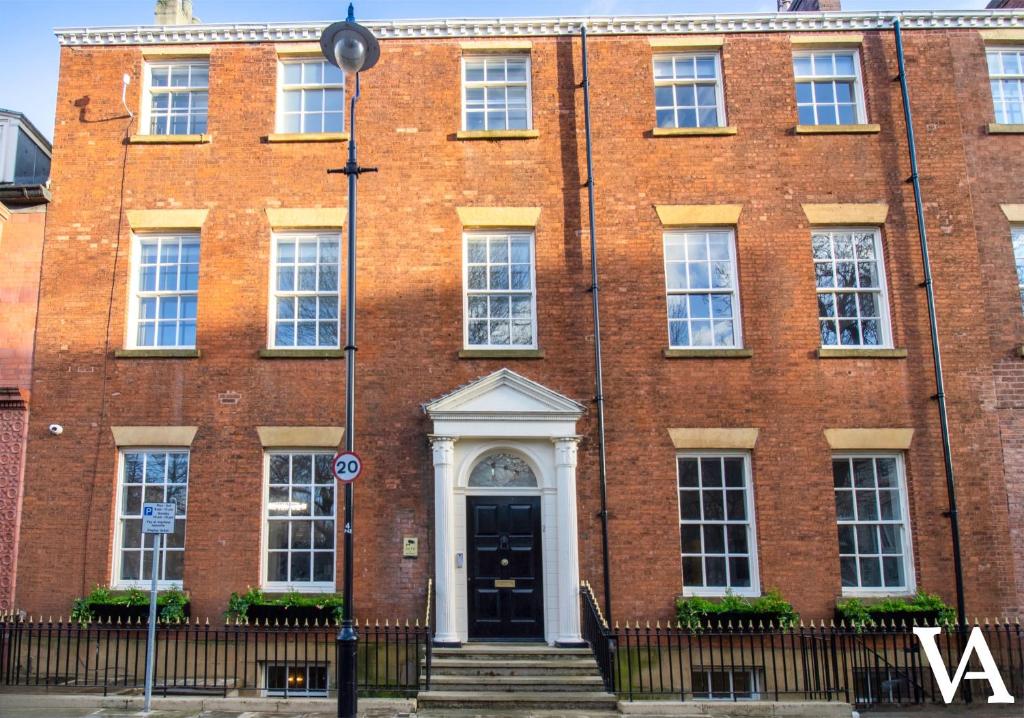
[468,453,538,488]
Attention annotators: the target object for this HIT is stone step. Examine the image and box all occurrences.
[427,657,600,676]
[433,644,594,660]
[425,673,607,692]
[416,689,619,711]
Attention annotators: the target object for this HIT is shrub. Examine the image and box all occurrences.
[225,586,344,622]
[70,586,190,623]
[836,591,956,629]
[675,589,798,629]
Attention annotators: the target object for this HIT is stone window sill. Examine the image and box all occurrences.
[663,348,753,359]
[455,130,539,141]
[459,348,545,359]
[265,132,350,143]
[817,347,907,359]
[114,349,201,358]
[128,134,211,144]
[794,124,880,135]
[259,349,345,359]
[988,123,1024,135]
[652,126,737,137]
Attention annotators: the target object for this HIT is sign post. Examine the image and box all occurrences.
[141,502,175,713]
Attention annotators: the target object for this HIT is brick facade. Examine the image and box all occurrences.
[14,14,1024,624]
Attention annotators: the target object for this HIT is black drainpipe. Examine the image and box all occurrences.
[893,18,967,628]
[580,24,613,623]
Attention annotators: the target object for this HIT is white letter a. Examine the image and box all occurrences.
[914,627,1014,704]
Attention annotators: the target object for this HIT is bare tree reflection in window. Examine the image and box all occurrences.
[469,453,538,487]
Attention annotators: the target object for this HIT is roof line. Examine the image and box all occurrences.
[54,10,1024,46]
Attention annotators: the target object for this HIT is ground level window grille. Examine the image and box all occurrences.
[691,668,760,700]
[265,663,328,697]
[853,668,917,705]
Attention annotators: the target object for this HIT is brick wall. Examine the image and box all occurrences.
[948,30,1024,616]
[15,26,1022,622]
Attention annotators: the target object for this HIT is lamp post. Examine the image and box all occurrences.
[320,6,379,718]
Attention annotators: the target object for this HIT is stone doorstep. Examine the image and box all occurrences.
[617,701,854,717]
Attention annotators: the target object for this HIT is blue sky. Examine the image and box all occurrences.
[0,0,991,141]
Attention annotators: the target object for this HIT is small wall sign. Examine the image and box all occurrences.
[402,537,418,558]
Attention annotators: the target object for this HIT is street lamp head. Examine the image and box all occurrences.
[320,11,380,74]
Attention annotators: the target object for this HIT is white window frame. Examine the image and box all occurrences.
[792,48,868,126]
[460,54,533,131]
[691,667,762,701]
[111,449,189,590]
[987,46,1024,126]
[126,233,200,350]
[833,452,916,597]
[462,231,538,350]
[263,662,329,698]
[267,232,342,350]
[813,227,894,350]
[653,52,727,129]
[663,228,743,349]
[275,57,345,134]
[140,60,209,136]
[676,451,760,598]
[1011,226,1024,313]
[260,451,337,594]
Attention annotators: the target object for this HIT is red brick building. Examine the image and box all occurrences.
[0,109,51,612]
[14,4,1024,644]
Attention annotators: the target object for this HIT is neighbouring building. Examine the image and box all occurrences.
[0,109,51,612]
[13,2,1024,649]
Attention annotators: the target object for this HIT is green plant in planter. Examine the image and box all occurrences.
[70,586,190,623]
[225,587,344,622]
[675,589,798,629]
[837,591,956,629]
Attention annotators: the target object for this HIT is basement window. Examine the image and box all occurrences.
[143,61,208,136]
[692,668,761,700]
[265,663,328,697]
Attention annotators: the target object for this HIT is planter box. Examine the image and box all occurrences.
[246,603,341,626]
[87,602,191,624]
[834,608,942,627]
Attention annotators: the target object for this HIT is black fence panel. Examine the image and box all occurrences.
[0,615,429,698]
[578,585,1023,707]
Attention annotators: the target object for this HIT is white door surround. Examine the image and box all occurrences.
[424,369,587,646]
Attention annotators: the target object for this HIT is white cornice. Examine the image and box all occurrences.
[54,11,1024,47]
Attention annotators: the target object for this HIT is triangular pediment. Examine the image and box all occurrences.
[424,369,585,418]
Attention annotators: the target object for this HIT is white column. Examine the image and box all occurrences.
[430,436,460,645]
[553,436,584,646]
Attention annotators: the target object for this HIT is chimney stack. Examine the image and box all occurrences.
[155,0,199,25]
[780,0,842,10]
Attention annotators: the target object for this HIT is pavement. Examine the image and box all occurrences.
[0,694,1021,718]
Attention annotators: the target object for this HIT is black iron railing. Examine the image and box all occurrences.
[579,585,1024,706]
[0,614,429,697]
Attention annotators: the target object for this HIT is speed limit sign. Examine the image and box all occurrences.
[332,451,362,483]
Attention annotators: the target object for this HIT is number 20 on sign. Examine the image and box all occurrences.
[333,451,362,483]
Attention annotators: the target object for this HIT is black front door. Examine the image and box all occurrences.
[466,496,544,640]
